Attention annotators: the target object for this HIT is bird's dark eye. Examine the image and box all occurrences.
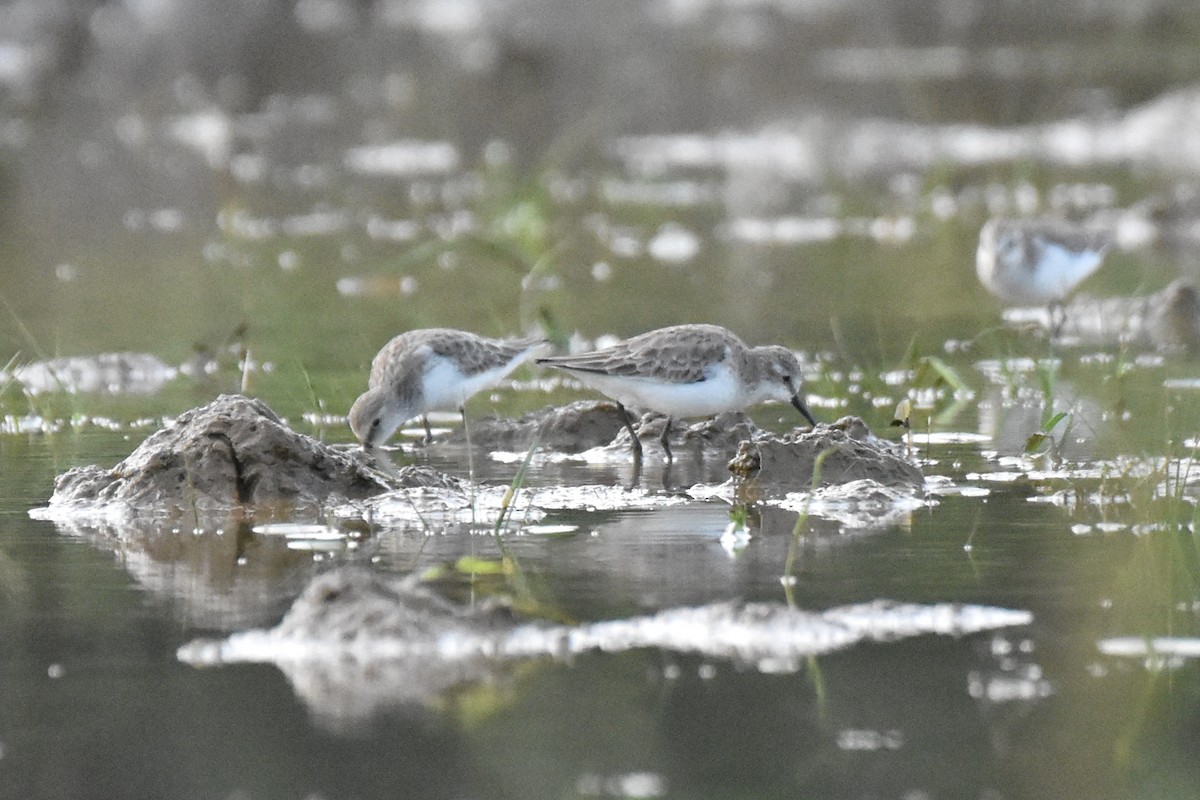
[370,419,380,430]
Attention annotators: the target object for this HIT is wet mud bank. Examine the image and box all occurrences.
[39,394,410,515]
[451,405,923,498]
[442,401,759,457]
[179,567,1031,726]
[1005,278,1200,353]
[442,400,631,452]
[38,396,923,519]
[729,415,925,494]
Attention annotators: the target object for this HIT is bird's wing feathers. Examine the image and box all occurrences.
[367,330,544,386]
[427,334,545,376]
[542,328,731,384]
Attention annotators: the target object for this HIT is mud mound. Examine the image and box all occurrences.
[1005,278,1200,353]
[443,400,630,452]
[43,394,409,514]
[179,566,1032,727]
[729,416,924,493]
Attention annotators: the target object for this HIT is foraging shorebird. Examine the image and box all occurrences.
[537,323,816,462]
[348,328,548,449]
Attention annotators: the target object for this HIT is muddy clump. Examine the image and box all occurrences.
[1005,278,1200,354]
[442,400,630,452]
[441,402,760,457]
[612,410,759,455]
[729,415,924,493]
[43,394,424,514]
[183,567,1030,670]
[266,566,518,645]
[179,566,1032,728]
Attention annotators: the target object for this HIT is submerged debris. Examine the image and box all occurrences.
[7,352,178,395]
[339,481,696,529]
[1004,278,1200,354]
[777,478,931,531]
[1098,637,1200,665]
[179,567,1032,726]
[729,415,925,494]
[35,394,406,515]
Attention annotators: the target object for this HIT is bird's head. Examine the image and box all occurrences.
[756,346,817,428]
[348,388,406,449]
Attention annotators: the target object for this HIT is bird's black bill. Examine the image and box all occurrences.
[791,394,817,428]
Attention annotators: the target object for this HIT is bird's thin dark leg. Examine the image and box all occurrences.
[460,405,477,481]
[423,414,433,444]
[627,456,643,491]
[659,416,673,464]
[616,402,643,462]
[1048,299,1066,340]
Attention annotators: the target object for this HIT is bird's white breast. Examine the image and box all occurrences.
[572,362,745,417]
[420,352,520,411]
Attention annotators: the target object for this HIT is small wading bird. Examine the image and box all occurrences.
[537,323,817,463]
[348,328,548,449]
[976,217,1112,311]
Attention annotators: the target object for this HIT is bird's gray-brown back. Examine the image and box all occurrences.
[368,329,543,388]
[539,324,740,384]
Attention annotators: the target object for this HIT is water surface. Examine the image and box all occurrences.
[3,1,1200,798]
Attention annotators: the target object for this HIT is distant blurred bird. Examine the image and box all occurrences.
[975,217,1111,307]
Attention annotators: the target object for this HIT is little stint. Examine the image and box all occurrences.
[537,323,816,462]
[349,328,547,449]
[976,217,1111,307]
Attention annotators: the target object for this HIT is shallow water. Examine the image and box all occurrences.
[4,1,1200,798]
